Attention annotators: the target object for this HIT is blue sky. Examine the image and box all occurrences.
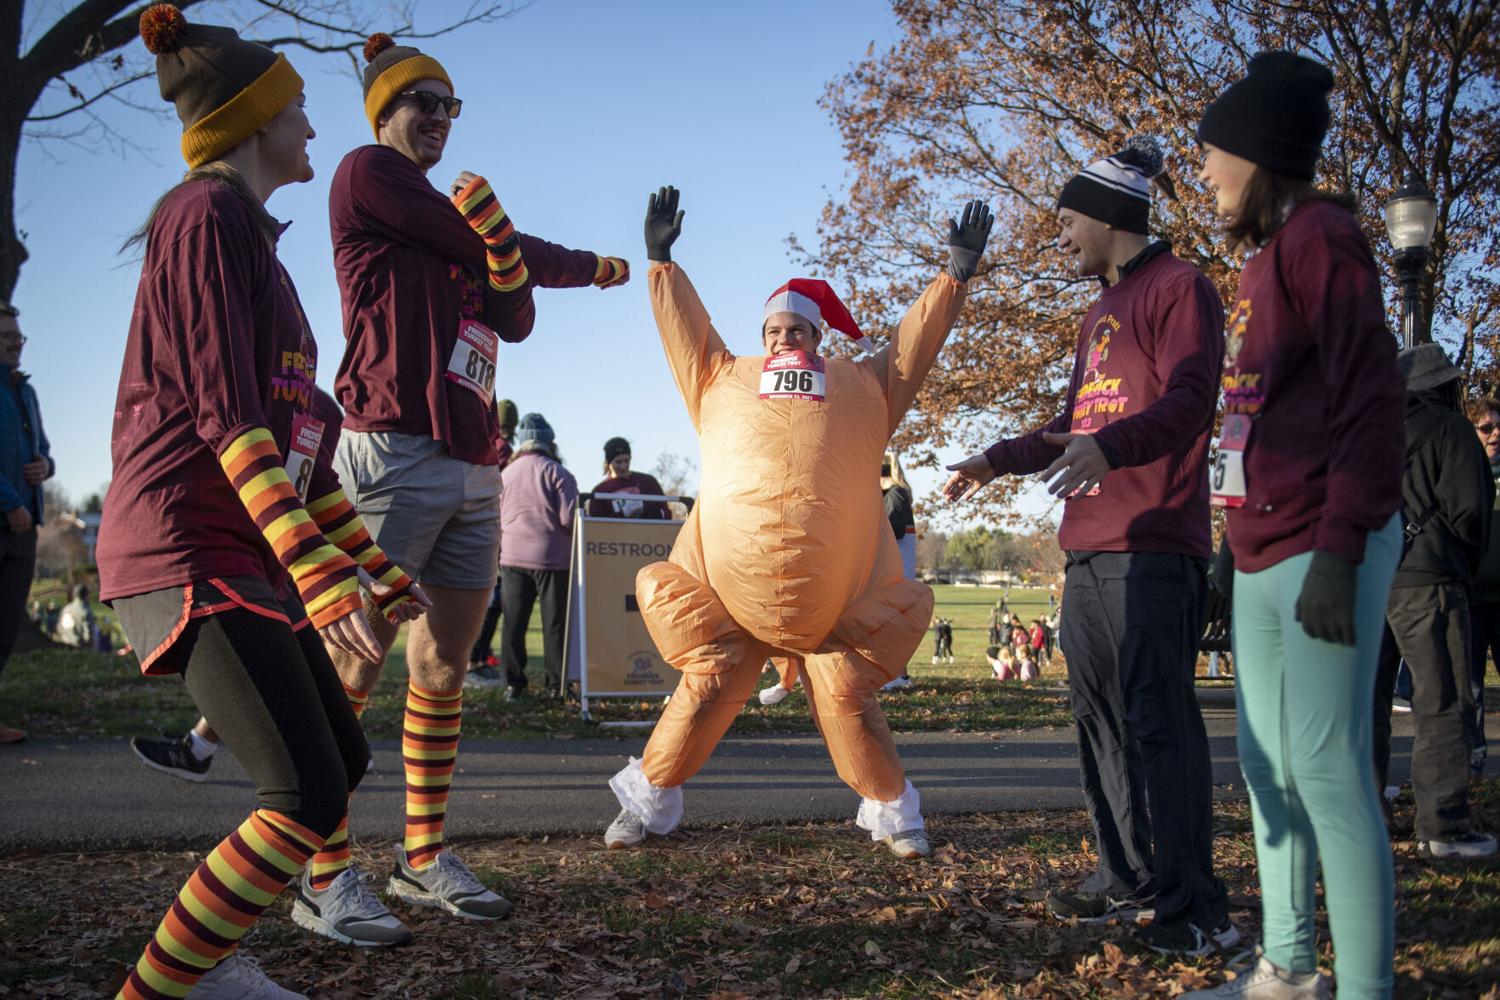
[14,0,1052,524]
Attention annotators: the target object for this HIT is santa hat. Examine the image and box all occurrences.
[763,279,870,353]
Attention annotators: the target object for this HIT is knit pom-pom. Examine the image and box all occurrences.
[1116,135,1166,179]
[363,32,395,63]
[139,4,186,54]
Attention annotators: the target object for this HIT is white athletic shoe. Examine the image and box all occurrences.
[1421,830,1498,859]
[188,953,305,999]
[758,684,790,706]
[291,866,412,947]
[605,808,647,849]
[880,676,913,691]
[387,847,512,920]
[1181,955,1330,998]
[882,828,931,859]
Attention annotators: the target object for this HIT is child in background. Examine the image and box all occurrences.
[988,645,1017,681]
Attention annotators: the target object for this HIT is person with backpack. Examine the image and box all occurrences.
[1371,345,1495,859]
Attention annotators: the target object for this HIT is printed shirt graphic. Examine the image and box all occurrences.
[1071,317,1132,434]
[1220,298,1264,418]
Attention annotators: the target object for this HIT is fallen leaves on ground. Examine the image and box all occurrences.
[3,783,1498,998]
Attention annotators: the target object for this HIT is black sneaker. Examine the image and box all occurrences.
[1137,916,1241,957]
[1046,888,1156,923]
[130,734,212,782]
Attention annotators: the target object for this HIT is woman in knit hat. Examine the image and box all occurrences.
[585,436,670,519]
[1185,52,1405,1000]
[104,7,429,997]
[497,414,579,698]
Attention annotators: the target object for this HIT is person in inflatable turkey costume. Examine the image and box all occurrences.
[604,186,992,859]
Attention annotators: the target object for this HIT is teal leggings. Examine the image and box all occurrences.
[1231,516,1400,999]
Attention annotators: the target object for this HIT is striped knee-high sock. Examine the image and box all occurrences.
[403,683,462,870]
[306,685,371,890]
[117,809,321,1000]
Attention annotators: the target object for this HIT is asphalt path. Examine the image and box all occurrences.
[0,695,1472,853]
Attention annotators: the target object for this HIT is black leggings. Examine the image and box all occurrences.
[179,609,367,838]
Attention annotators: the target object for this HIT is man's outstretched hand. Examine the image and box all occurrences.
[645,186,685,263]
[947,200,994,282]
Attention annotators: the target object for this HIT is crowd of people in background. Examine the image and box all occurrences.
[0,10,1492,1000]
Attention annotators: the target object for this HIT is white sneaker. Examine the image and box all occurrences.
[387,847,512,920]
[1421,830,1497,859]
[1181,955,1330,998]
[291,866,412,947]
[605,808,646,849]
[758,684,790,706]
[882,828,930,859]
[188,953,305,999]
[881,676,913,691]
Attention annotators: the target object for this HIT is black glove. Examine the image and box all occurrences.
[1200,539,1234,648]
[1295,550,1357,646]
[645,185,684,263]
[947,200,994,282]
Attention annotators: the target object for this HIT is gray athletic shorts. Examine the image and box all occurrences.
[334,430,500,591]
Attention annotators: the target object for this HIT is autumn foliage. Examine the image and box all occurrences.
[801,0,1500,517]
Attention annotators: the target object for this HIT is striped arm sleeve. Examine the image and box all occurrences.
[452,175,529,293]
[306,487,416,620]
[218,428,362,628]
[592,254,630,289]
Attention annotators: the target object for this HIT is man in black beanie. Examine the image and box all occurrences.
[945,136,1234,956]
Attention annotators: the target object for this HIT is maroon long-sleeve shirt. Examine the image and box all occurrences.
[985,245,1224,558]
[1222,200,1403,571]
[329,145,602,465]
[99,180,342,601]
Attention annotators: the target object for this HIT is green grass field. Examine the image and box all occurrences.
[3,584,1078,741]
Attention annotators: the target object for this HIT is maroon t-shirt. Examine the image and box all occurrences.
[99,180,341,602]
[985,247,1224,558]
[329,145,601,465]
[1222,200,1403,571]
[586,471,670,519]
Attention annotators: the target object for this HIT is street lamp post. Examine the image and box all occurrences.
[1383,178,1438,348]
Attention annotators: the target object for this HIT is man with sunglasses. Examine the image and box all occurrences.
[0,302,51,745]
[306,33,631,946]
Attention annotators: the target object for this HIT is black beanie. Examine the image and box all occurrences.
[604,437,631,463]
[1056,136,1165,234]
[1197,51,1334,181]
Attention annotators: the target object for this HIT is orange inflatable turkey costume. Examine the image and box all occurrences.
[607,195,977,849]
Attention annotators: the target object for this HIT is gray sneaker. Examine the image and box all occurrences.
[1181,954,1330,998]
[291,866,412,947]
[188,953,305,999]
[605,808,647,849]
[882,828,930,859]
[464,664,505,689]
[387,846,512,920]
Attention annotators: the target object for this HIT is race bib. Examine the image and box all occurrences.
[759,352,826,402]
[285,413,325,502]
[1210,413,1250,508]
[445,319,499,400]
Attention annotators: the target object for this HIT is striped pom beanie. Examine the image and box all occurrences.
[1056,136,1166,234]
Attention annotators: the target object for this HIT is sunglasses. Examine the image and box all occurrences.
[1478,422,1499,434]
[399,90,462,119]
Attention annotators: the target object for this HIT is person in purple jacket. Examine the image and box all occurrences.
[498,414,578,698]
[1184,52,1405,1000]
[943,137,1231,957]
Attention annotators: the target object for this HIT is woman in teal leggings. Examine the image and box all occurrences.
[1187,52,1406,999]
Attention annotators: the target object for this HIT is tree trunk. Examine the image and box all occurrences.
[0,110,27,305]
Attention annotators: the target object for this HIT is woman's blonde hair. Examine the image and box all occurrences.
[881,450,910,491]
